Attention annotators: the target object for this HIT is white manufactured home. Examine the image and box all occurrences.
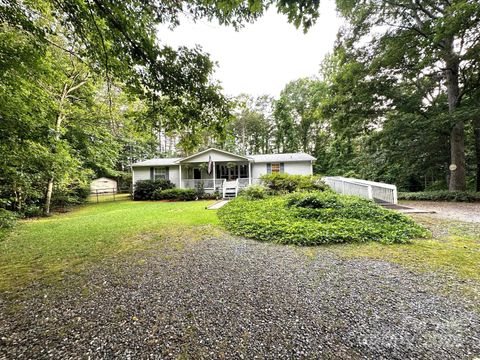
[131,148,315,198]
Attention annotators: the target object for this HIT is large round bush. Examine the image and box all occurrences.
[133,179,174,200]
[218,192,429,245]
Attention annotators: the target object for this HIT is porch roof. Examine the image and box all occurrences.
[132,158,181,167]
[248,153,316,163]
[132,149,316,168]
[176,148,250,163]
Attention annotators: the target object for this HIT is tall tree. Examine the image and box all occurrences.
[274,78,326,153]
[229,95,274,155]
[334,0,480,190]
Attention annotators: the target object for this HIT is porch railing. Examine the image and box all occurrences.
[323,176,397,204]
[181,178,263,196]
[181,179,225,190]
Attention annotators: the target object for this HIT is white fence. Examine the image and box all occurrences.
[182,178,261,194]
[89,188,119,203]
[181,179,225,190]
[323,176,397,204]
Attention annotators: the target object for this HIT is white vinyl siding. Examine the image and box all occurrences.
[251,161,312,179]
[132,167,151,184]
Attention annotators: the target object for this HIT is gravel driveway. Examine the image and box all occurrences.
[401,201,480,223]
[1,232,479,359]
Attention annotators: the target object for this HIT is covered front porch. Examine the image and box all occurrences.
[176,148,255,194]
[179,161,252,191]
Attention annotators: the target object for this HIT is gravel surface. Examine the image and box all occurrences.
[1,233,479,359]
[401,201,480,223]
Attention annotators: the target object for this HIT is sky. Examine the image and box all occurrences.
[158,1,344,98]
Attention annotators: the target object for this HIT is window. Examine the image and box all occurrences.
[239,164,248,178]
[271,163,280,173]
[154,167,167,180]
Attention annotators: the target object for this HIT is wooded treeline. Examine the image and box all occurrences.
[0,0,320,215]
[219,0,480,192]
[1,0,479,217]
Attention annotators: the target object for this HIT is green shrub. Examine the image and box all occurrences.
[195,181,206,198]
[218,192,428,246]
[133,179,174,200]
[260,173,329,194]
[260,173,327,194]
[154,188,197,201]
[286,192,407,223]
[22,205,43,217]
[0,209,17,230]
[239,185,267,200]
[0,209,18,239]
[297,176,329,192]
[52,183,90,208]
[398,191,480,202]
[285,191,342,209]
[199,191,220,200]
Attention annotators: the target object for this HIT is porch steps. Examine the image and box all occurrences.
[206,200,229,210]
[223,181,238,200]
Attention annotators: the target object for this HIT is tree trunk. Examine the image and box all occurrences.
[44,112,64,215]
[445,39,466,191]
[474,114,480,192]
[44,177,54,215]
[241,122,246,155]
[449,121,466,191]
[44,84,68,215]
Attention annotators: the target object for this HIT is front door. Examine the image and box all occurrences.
[228,166,238,180]
[217,164,240,180]
[193,168,201,180]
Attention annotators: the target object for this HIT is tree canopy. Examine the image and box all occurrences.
[2,0,480,218]
[0,0,324,214]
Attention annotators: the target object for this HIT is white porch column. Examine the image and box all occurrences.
[248,162,252,185]
[213,161,216,190]
[179,164,182,188]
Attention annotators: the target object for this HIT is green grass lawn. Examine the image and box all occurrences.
[0,198,218,292]
[1,199,479,295]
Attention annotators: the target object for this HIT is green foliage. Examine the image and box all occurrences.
[1,0,322,161]
[399,191,480,202]
[285,191,341,209]
[239,185,267,200]
[195,181,206,198]
[154,188,197,201]
[133,180,174,200]
[0,208,17,232]
[226,94,274,155]
[322,0,480,191]
[274,78,326,153]
[0,23,160,215]
[260,173,328,194]
[52,184,91,208]
[218,192,429,245]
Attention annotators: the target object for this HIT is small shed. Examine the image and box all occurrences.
[90,177,117,194]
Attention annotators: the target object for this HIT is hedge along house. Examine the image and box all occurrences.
[131,148,315,198]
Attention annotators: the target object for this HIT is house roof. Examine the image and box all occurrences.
[132,158,182,167]
[248,153,316,163]
[177,147,249,163]
[92,177,116,181]
[131,149,315,167]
